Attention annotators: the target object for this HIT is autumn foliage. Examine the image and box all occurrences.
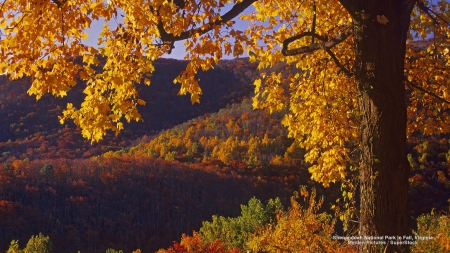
[120,98,294,166]
[2,0,450,248]
[0,81,450,251]
[0,58,256,163]
[412,213,450,252]
[157,232,241,253]
[0,153,308,252]
[159,187,358,253]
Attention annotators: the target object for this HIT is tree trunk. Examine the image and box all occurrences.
[350,1,415,252]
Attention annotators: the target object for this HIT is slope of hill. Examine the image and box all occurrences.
[0,58,258,163]
[119,98,298,166]
[116,96,450,227]
[113,92,450,220]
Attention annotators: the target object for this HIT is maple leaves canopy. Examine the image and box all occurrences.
[0,0,254,142]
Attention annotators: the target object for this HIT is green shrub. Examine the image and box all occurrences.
[199,197,284,251]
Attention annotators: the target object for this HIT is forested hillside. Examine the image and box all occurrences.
[0,58,257,163]
[121,99,294,166]
[0,58,310,252]
[0,156,305,252]
[115,95,450,222]
[1,59,449,252]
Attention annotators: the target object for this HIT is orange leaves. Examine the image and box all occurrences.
[245,0,360,187]
[136,99,146,106]
[248,187,357,253]
[174,61,204,105]
[0,0,155,142]
[158,232,241,253]
[190,93,200,105]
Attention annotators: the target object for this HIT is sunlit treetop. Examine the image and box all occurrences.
[1,0,450,186]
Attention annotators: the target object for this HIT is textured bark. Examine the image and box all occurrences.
[349,1,416,252]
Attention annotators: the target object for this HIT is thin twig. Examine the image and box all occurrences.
[4,14,27,30]
[405,78,450,104]
[0,0,7,13]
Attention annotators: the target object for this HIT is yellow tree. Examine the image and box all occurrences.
[1,0,450,252]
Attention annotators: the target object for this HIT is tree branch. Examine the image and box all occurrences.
[4,14,27,30]
[157,0,256,42]
[282,29,353,76]
[324,48,353,77]
[283,32,328,48]
[0,0,7,13]
[405,78,450,104]
[282,29,353,56]
[417,1,450,26]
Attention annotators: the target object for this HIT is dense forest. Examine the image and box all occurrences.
[1,59,449,252]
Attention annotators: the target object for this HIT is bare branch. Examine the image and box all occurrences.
[405,78,450,104]
[157,0,256,42]
[283,31,328,48]
[282,29,353,56]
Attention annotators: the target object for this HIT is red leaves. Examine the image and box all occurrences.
[159,232,241,253]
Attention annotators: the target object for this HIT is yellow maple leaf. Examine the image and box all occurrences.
[190,93,200,105]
